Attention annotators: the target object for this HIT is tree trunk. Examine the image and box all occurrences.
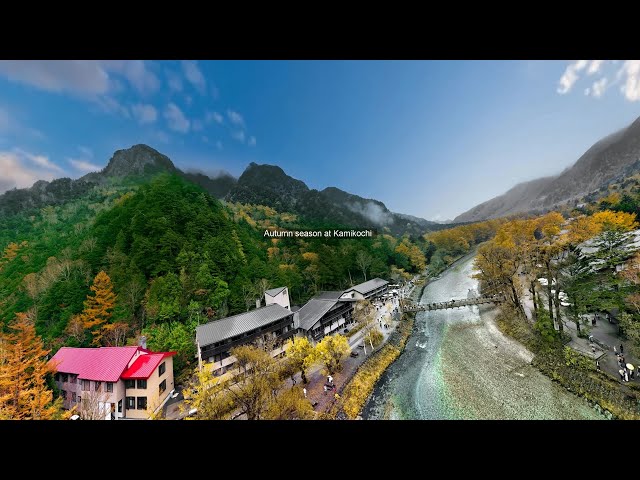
[530,280,537,321]
[301,370,307,384]
[546,268,554,324]
[554,286,563,333]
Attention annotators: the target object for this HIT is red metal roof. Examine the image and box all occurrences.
[49,346,142,382]
[121,352,176,380]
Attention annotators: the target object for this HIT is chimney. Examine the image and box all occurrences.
[139,335,147,350]
[256,298,261,309]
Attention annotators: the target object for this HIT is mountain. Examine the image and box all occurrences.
[182,171,237,199]
[454,116,640,223]
[0,144,180,216]
[225,162,439,235]
[0,145,438,236]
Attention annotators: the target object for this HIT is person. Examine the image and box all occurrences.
[328,375,333,384]
[614,345,617,354]
[303,387,307,398]
[596,360,600,370]
[620,344,624,354]
[591,345,596,355]
[323,385,327,394]
[619,369,625,381]
[625,370,629,382]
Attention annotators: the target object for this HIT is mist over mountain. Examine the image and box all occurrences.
[455,116,640,223]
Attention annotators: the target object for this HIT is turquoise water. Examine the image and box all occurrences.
[362,254,604,420]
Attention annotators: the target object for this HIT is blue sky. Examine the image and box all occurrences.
[1,60,640,221]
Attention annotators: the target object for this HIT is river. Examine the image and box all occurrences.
[362,252,604,420]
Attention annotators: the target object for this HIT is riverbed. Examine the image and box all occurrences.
[362,252,604,420]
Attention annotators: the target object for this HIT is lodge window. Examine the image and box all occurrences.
[77,395,82,403]
[81,380,90,391]
[55,373,60,381]
[61,373,68,383]
[72,392,76,402]
[106,382,113,393]
[118,399,122,413]
[125,380,135,389]
[159,379,166,395]
[137,379,147,389]
[137,397,147,410]
[159,362,166,376]
[126,397,135,409]
[61,390,67,400]
[69,375,77,384]
[95,381,101,392]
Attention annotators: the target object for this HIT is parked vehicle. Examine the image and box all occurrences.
[350,350,359,358]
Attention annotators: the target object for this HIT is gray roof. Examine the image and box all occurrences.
[347,278,388,295]
[264,287,286,297]
[297,298,339,331]
[196,304,293,347]
[314,291,343,300]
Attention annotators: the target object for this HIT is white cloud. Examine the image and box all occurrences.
[558,59,640,102]
[164,103,190,133]
[0,105,46,140]
[131,103,158,124]
[99,60,160,95]
[166,70,183,92]
[0,151,58,192]
[227,109,244,126]
[78,145,93,158]
[590,77,608,98]
[231,130,245,143]
[248,136,256,147]
[0,60,110,95]
[13,147,62,172]
[68,158,101,173]
[94,96,130,118]
[587,60,604,75]
[618,60,640,102]
[0,60,159,97]
[206,111,223,124]
[192,119,203,131]
[216,140,223,151]
[557,60,588,94]
[182,60,206,94]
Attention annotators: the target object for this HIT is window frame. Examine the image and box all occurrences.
[137,396,147,410]
[126,396,135,410]
[81,379,91,391]
[159,379,166,395]
[137,379,147,389]
[106,382,114,393]
[125,379,136,389]
[158,361,166,376]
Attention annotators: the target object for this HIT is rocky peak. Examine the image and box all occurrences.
[102,144,177,177]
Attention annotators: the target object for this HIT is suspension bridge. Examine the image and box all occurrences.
[400,294,506,312]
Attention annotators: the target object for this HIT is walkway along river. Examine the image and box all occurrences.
[362,252,605,419]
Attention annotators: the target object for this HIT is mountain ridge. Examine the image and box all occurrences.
[454,116,640,223]
[0,144,439,235]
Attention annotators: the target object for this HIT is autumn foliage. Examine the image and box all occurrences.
[0,312,65,419]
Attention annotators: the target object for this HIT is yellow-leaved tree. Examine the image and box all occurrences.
[81,270,117,345]
[0,312,67,419]
[316,334,350,375]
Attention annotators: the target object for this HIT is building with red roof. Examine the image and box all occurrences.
[49,344,176,420]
